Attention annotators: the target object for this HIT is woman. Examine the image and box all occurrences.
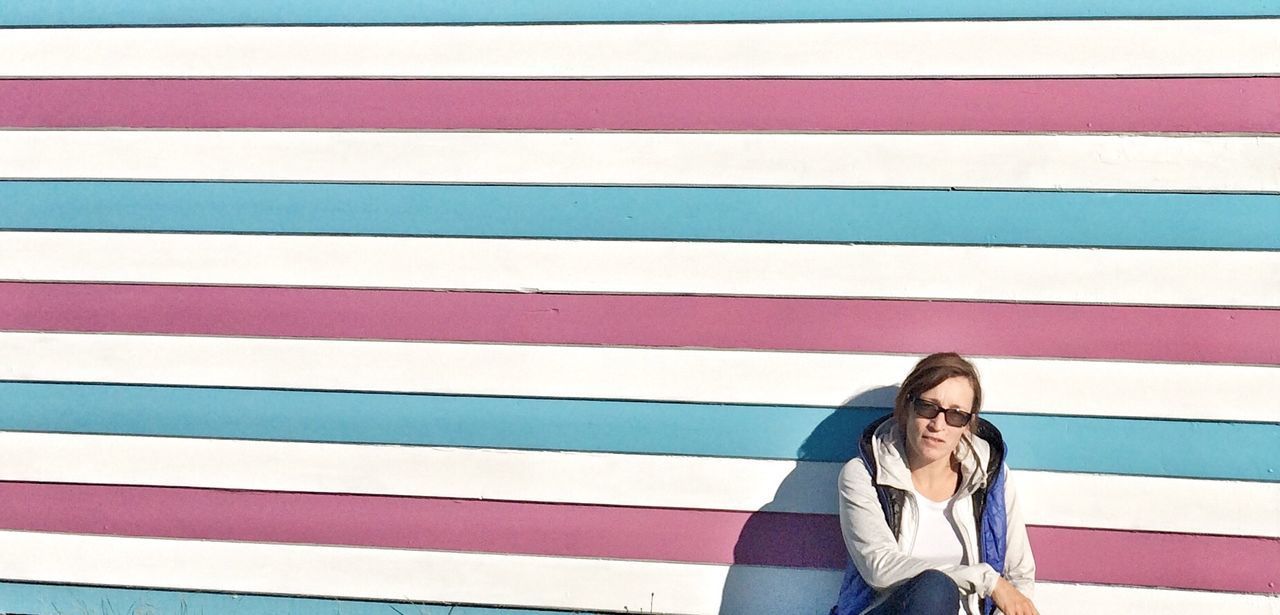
[833,353,1037,615]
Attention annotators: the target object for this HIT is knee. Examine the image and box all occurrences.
[907,570,960,613]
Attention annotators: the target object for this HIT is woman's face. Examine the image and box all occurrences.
[905,376,975,468]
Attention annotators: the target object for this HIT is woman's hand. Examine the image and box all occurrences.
[991,577,1039,615]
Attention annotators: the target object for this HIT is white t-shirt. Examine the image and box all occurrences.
[909,487,965,566]
[909,487,967,614]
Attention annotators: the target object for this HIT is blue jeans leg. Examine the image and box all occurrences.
[864,570,961,615]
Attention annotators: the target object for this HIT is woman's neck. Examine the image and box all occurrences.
[909,455,960,501]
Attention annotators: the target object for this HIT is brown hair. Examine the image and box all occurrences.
[892,352,983,433]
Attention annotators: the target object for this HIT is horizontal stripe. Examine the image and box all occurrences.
[5,581,1274,615]
[4,132,1278,193]
[5,234,1279,309]
[0,382,1274,481]
[3,332,1278,423]
[3,582,1275,615]
[1030,526,1278,594]
[3,482,1275,593]
[2,531,1276,615]
[2,21,1278,78]
[0,482,844,570]
[3,432,1276,537]
[4,182,1280,251]
[3,78,1277,133]
[0,530,833,615]
[1033,584,1279,615]
[5,1,1280,25]
[0,581,561,615]
[6,282,1278,365]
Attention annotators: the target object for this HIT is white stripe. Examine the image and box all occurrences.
[1034,583,1280,615]
[3,131,1277,192]
[4,233,1279,309]
[0,531,1275,615]
[1013,471,1280,538]
[0,530,829,615]
[1,332,1276,423]
[0,21,1276,77]
[2,432,1275,537]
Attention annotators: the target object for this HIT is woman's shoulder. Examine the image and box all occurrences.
[839,454,872,477]
[838,455,874,489]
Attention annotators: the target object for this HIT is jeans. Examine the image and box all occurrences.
[864,570,960,615]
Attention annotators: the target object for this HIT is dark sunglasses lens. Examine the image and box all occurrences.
[944,410,971,427]
[915,399,972,427]
[912,399,941,419]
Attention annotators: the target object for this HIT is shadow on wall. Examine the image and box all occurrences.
[718,385,899,615]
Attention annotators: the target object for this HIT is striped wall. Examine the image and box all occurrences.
[1,2,1278,614]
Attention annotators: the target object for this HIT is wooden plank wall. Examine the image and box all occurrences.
[1,2,1278,614]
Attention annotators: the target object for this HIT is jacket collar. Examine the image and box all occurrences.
[858,413,1005,496]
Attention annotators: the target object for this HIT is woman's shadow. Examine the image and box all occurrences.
[718,385,898,614]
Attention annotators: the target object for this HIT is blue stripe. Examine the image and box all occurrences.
[3,181,1278,249]
[0,1,1276,25]
[0,581,577,615]
[1,382,1274,482]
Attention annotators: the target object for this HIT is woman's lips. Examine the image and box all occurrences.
[922,434,946,445]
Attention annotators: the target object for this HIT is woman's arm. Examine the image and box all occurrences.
[838,458,1001,596]
[1002,466,1036,595]
[990,465,1039,615]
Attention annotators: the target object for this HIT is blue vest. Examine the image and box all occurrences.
[832,416,1009,615]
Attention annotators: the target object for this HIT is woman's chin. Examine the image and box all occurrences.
[912,439,952,464]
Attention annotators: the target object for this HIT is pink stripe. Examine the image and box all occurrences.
[3,282,1277,364]
[0,78,1276,132]
[0,481,839,569]
[0,482,1274,593]
[1030,525,1280,594]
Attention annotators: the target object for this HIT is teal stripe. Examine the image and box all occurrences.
[1,382,1274,482]
[3,181,1278,249]
[0,581,584,615]
[1,1,1276,25]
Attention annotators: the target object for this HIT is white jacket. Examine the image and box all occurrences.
[838,420,1036,615]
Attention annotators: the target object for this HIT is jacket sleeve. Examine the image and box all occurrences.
[1001,466,1036,597]
[838,458,1002,597]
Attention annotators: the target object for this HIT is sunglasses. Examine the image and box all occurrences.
[911,397,975,428]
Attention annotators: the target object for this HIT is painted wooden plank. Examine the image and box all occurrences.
[3,579,1276,615]
[12,481,1280,592]
[2,432,1276,537]
[4,182,1280,250]
[4,234,1279,309]
[0,581,563,615]
[0,481,842,569]
[2,332,1277,422]
[1033,584,1279,615]
[0,483,810,565]
[2,481,1275,593]
[991,472,1280,541]
[1029,526,1278,594]
[4,78,1277,133]
[0,530,813,615]
[4,1,1280,25]
[4,132,1278,193]
[0,531,1275,615]
[2,21,1279,78]
[0,382,1275,481]
[6,282,1278,365]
